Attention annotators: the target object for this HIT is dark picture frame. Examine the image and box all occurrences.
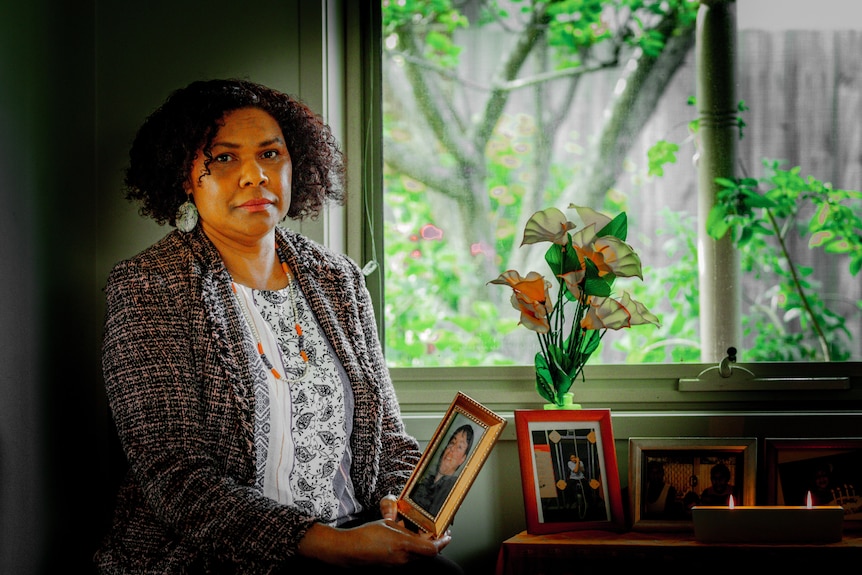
[397,392,506,537]
[629,437,757,531]
[764,437,862,529]
[514,408,625,535]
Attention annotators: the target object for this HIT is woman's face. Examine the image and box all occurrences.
[187,107,292,245]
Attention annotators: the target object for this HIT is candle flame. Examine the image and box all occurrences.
[807,491,813,508]
[728,494,735,509]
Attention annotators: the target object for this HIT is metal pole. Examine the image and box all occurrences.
[696,0,742,362]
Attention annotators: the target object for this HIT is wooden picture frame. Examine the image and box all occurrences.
[397,392,506,537]
[765,437,862,529]
[629,437,757,531]
[514,408,625,535]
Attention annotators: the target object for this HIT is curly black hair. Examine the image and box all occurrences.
[124,78,345,226]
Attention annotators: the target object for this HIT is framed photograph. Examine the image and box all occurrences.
[514,408,625,535]
[765,438,862,529]
[397,392,506,537]
[629,437,757,531]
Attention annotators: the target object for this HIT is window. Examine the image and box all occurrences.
[371,1,861,394]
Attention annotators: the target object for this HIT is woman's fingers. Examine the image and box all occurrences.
[380,493,399,521]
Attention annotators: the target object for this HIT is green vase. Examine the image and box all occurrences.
[544,392,582,410]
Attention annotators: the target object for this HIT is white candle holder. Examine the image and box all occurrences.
[692,502,845,544]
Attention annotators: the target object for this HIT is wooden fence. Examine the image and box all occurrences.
[609,30,862,360]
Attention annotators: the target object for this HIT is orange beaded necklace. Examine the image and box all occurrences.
[231,252,309,383]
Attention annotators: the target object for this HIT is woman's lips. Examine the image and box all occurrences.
[238,198,273,212]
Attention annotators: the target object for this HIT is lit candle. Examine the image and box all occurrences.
[728,494,734,508]
[807,490,813,508]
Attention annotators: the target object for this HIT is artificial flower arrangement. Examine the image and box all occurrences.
[490,205,660,407]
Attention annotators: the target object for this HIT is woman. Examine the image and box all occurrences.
[97,79,461,574]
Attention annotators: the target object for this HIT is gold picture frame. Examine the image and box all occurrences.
[629,437,757,531]
[397,392,506,537]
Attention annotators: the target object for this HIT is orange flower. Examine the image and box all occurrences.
[510,291,553,333]
[571,226,643,279]
[594,236,643,279]
[559,269,586,299]
[489,270,553,333]
[582,296,631,330]
[521,207,576,246]
[572,231,614,276]
[619,291,661,327]
[582,292,661,330]
[569,204,612,233]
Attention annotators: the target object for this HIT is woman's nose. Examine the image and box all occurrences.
[239,159,269,187]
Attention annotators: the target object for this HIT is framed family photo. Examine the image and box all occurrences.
[629,437,757,531]
[514,409,625,535]
[765,437,862,529]
[397,392,506,537]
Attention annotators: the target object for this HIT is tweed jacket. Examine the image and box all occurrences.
[96,226,421,574]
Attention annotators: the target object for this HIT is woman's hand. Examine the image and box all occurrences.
[379,493,400,522]
[297,518,452,568]
[297,495,452,568]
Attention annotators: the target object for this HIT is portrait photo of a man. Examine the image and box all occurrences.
[410,419,478,517]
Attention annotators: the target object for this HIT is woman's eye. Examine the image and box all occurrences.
[262,150,279,159]
[214,154,232,163]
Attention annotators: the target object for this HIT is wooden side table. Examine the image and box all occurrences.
[496,529,862,574]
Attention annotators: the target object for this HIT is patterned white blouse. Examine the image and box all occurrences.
[233,281,361,525]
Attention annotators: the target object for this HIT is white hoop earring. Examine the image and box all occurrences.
[175,198,199,233]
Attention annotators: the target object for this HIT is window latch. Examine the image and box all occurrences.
[678,346,849,391]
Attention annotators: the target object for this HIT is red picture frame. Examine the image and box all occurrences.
[514,408,625,535]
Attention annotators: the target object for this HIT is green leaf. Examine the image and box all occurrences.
[583,276,611,297]
[597,212,628,241]
[742,191,776,209]
[533,354,555,404]
[647,140,680,177]
[824,238,852,254]
[544,236,581,275]
[548,343,570,372]
[706,205,730,239]
[541,350,573,403]
[580,330,602,357]
[751,221,774,236]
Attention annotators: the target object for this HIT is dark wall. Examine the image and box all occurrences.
[0,2,308,572]
[1,1,99,572]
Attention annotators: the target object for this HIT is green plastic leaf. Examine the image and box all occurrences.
[533,354,555,404]
[597,212,628,241]
[583,276,611,297]
[580,330,602,357]
[544,236,581,275]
